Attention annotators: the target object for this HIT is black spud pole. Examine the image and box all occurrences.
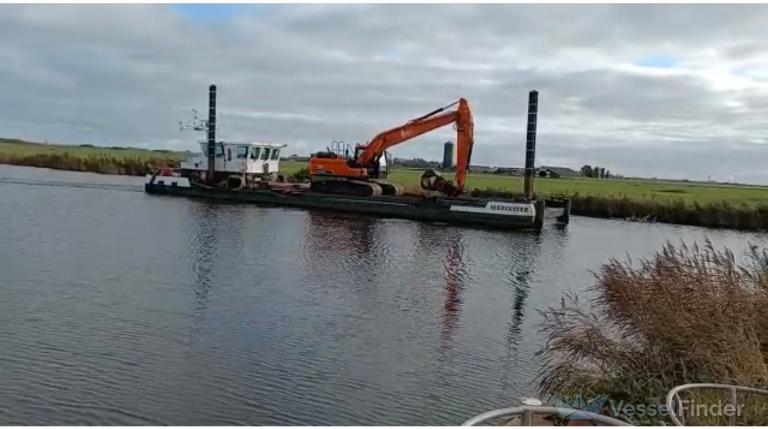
[207,84,217,184]
[523,90,538,200]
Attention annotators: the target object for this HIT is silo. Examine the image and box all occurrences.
[442,141,454,169]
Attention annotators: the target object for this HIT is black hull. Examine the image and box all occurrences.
[145,182,570,231]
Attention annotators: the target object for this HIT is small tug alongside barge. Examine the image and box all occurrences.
[145,85,570,231]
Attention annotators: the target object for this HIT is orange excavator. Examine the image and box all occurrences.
[309,98,474,197]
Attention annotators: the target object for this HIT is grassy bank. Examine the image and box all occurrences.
[281,160,768,230]
[3,140,768,230]
[538,241,768,425]
[0,138,186,176]
[281,159,768,204]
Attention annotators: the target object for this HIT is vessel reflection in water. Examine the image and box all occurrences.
[502,233,541,398]
[188,204,222,318]
[296,211,570,421]
[441,234,466,350]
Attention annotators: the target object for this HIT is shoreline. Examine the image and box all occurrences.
[466,190,768,232]
[0,154,182,176]
[4,159,767,232]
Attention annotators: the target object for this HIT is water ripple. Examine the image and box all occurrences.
[3,165,767,424]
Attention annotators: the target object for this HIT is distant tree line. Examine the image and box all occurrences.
[580,165,615,179]
[284,154,310,162]
[392,157,441,169]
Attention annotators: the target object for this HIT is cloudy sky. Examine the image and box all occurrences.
[1,4,768,183]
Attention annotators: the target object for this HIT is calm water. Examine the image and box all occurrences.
[1,164,766,425]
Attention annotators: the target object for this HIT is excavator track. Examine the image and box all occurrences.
[310,178,383,197]
[371,179,404,196]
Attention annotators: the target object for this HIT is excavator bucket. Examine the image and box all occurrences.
[420,170,458,196]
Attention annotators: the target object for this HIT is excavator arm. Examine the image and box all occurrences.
[356,98,474,192]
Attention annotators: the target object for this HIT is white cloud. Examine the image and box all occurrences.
[1,4,768,183]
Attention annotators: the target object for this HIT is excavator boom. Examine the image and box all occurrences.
[357,98,474,191]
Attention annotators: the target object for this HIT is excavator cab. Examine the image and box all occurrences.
[351,144,365,167]
[381,151,391,178]
[349,145,390,179]
[368,151,390,179]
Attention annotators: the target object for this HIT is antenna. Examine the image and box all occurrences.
[179,108,210,133]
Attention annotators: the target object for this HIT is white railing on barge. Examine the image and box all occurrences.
[666,383,768,426]
[462,398,629,426]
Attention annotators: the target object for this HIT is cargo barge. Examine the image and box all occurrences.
[144,175,569,230]
[144,85,570,231]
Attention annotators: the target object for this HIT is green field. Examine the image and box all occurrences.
[0,138,187,159]
[278,160,768,207]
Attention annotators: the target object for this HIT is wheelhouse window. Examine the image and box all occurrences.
[237,145,249,159]
[270,148,280,160]
[261,148,271,160]
[250,147,261,160]
[215,144,224,158]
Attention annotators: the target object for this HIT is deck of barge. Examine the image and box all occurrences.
[144,175,570,231]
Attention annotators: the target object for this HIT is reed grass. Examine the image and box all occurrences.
[568,194,768,231]
[0,139,185,176]
[537,240,768,424]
